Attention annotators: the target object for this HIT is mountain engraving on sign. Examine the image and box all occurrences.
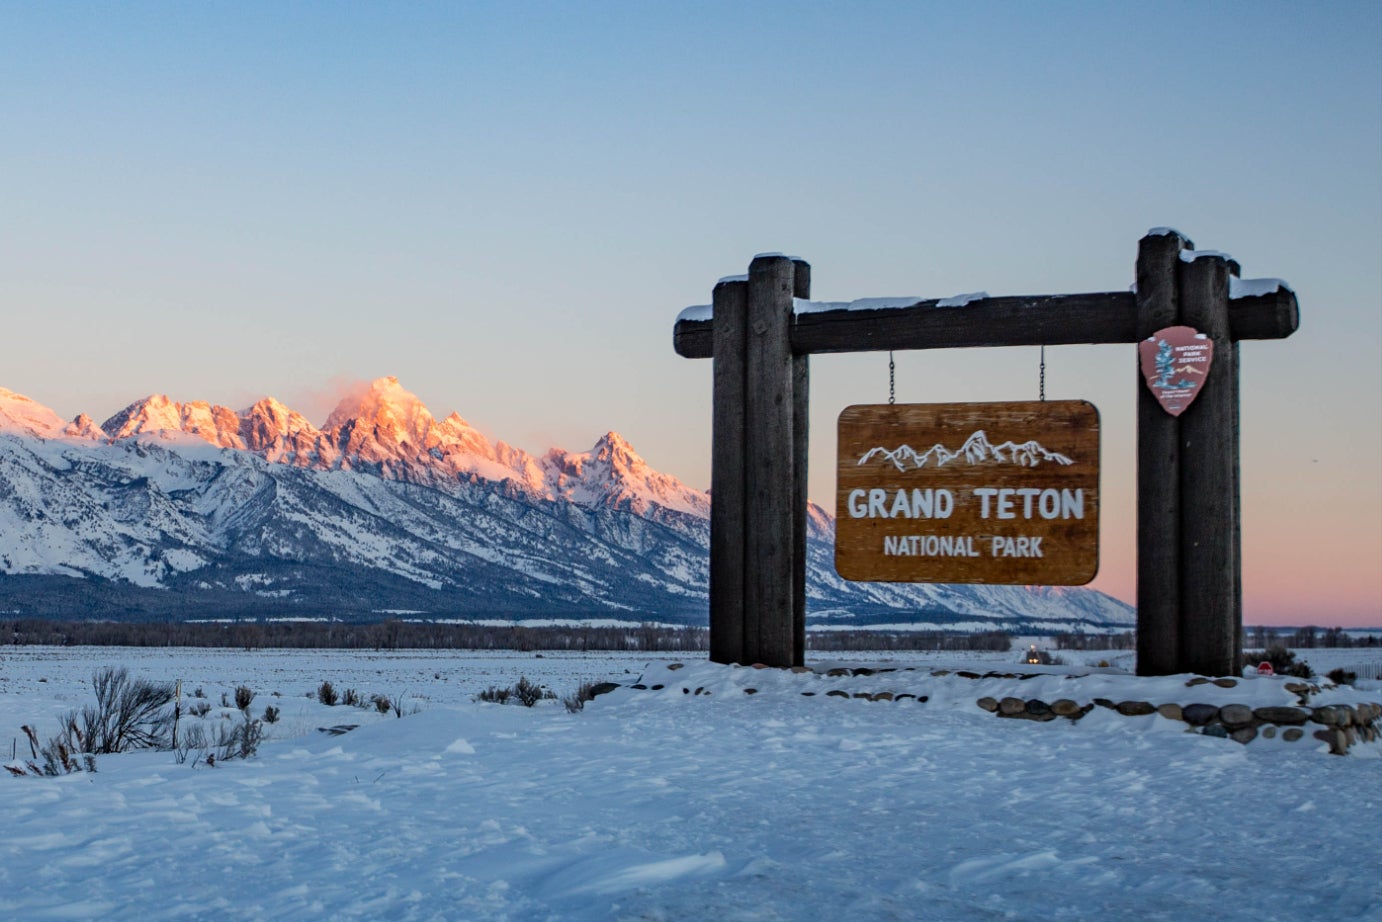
[859,431,1074,471]
[836,401,1100,585]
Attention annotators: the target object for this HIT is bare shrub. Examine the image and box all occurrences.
[262,704,280,724]
[189,700,212,718]
[479,677,555,707]
[371,694,392,714]
[1243,643,1313,678]
[209,714,264,763]
[318,681,339,706]
[174,723,209,765]
[563,681,599,713]
[72,667,176,754]
[342,688,361,708]
[234,685,255,712]
[476,685,511,705]
[1326,667,1357,686]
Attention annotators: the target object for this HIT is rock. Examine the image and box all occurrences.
[1050,699,1082,717]
[743,688,757,695]
[895,694,916,702]
[1261,726,1277,739]
[851,668,876,677]
[826,668,851,677]
[826,690,849,698]
[956,671,981,679]
[1282,728,1304,742]
[852,692,872,700]
[667,663,685,671]
[589,682,621,698]
[1093,698,1116,709]
[630,684,648,690]
[651,684,665,691]
[1186,677,1211,687]
[1024,699,1052,718]
[751,663,769,670]
[1202,724,1229,738]
[1218,704,1254,728]
[1116,700,1156,717]
[1230,726,1258,744]
[1253,706,1309,726]
[789,666,811,674]
[1156,703,1183,721]
[1181,703,1219,726]
[800,691,815,697]
[1313,728,1349,755]
[1284,682,1311,695]
[1311,706,1343,726]
[1212,678,1238,688]
[918,696,929,703]
[872,692,894,702]
[683,688,690,694]
[998,697,1027,716]
[931,670,951,677]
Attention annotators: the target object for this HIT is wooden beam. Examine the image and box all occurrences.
[1178,254,1240,678]
[708,279,748,665]
[1135,231,1188,677]
[744,255,797,667]
[672,289,1298,359]
[791,259,811,668]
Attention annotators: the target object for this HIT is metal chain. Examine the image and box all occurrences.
[888,351,896,405]
[1039,345,1047,402]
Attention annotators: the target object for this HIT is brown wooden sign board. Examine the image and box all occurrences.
[835,400,1100,585]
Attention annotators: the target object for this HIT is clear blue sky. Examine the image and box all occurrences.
[2,2,1379,623]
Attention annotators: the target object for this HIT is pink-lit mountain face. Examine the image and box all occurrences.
[95,377,709,517]
[0,379,1133,627]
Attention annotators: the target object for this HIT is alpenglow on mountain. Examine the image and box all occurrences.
[0,379,1133,631]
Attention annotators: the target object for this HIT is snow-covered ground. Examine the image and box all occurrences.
[2,645,1380,921]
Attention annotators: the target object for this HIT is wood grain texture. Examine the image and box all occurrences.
[673,289,1296,359]
[709,279,748,665]
[744,255,797,667]
[1135,232,1187,677]
[835,401,1099,585]
[1177,255,1240,678]
[791,259,811,668]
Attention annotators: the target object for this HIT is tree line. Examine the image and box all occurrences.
[3,619,1016,653]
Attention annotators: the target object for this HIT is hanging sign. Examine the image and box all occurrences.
[1139,325,1213,417]
[835,400,1100,585]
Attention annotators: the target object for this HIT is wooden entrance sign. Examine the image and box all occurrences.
[673,231,1299,675]
[836,401,1099,585]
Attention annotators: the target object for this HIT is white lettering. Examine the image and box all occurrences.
[848,489,867,518]
[996,489,1016,519]
[1062,489,1084,520]
[973,487,997,518]
[868,489,888,519]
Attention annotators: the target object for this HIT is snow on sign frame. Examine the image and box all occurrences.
[835,400,1100,586]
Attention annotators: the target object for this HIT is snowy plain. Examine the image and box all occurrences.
[2,645,1379,921]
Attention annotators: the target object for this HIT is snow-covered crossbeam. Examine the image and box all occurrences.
[673,284,1297,358]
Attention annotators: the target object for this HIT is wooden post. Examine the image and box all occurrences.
[709,278,748,665]
[1177,252,1240,677]
[745,255,797,667]
[1135,230,1189,676]
[791,259,811,667]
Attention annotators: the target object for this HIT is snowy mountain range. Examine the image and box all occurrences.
[0,379,1133,630]
[860,430,1074,471]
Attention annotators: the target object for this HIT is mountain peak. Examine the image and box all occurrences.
[0,387,65,437]
[324,377,434,446]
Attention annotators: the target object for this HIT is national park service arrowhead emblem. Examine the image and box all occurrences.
[1139,326,1213,417]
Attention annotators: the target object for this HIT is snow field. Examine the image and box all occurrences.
[1,647,1379,921]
